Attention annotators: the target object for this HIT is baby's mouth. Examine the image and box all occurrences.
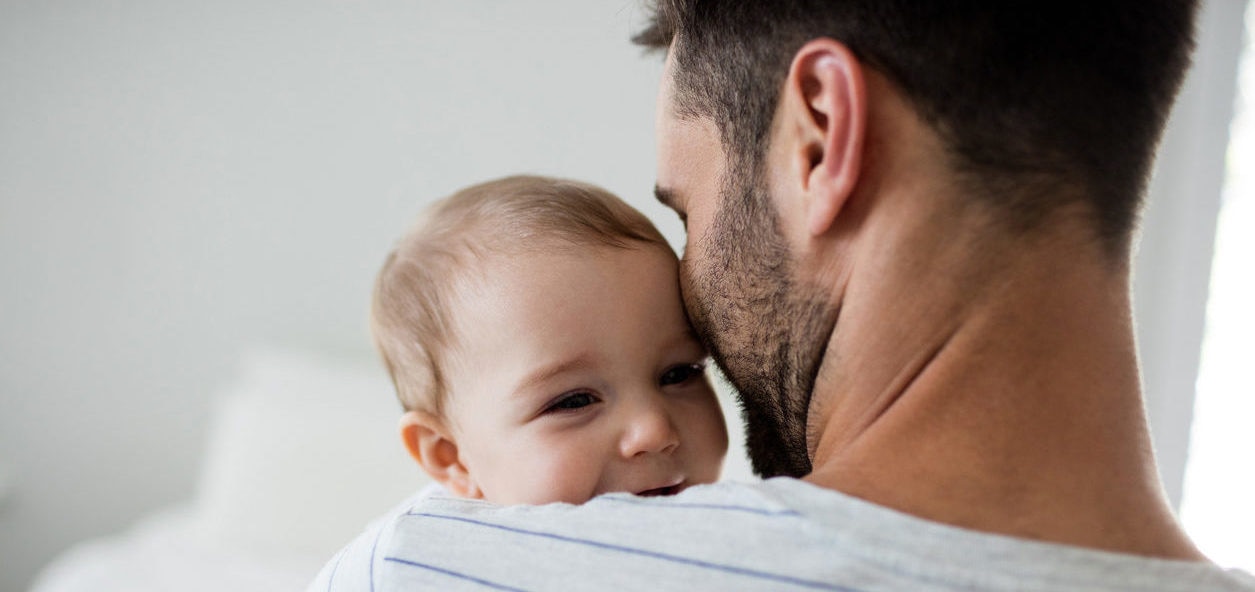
[636,482,684,497]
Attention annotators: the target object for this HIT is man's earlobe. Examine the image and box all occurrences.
[787,39,866,237]
[399,410,482,499]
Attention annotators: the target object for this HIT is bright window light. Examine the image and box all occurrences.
[1179,1,1255,572]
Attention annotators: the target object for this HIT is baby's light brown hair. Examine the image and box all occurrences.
[371,175,672,415]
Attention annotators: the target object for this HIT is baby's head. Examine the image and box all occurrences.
[372,175,728,505]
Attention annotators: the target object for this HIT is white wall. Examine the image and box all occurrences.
[0,3,669,590]
[0,1,1241,591]
[1134,0,1247,510]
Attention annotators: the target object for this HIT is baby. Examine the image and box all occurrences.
[370,174,729,505]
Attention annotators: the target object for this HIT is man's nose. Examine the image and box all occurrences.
[619,397,680,458]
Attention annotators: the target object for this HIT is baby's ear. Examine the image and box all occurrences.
[399,410,482,499]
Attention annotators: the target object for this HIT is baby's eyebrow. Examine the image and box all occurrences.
[514,353,596,395]
[665,328,707,356]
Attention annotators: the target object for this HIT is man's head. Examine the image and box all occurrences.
[372,175,727,504]
[639,1,1198,477]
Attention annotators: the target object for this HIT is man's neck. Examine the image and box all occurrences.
[800,198,1203,560]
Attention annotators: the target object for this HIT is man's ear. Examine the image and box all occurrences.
[399,410,482,499]
[779,39,867,237]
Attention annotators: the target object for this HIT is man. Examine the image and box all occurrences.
[314,2,1255,589]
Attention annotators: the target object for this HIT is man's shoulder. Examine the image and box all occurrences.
[382,479,821,590]
[317,479,1255,591]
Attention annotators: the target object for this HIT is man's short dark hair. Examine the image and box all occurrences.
[636,1,1199,255]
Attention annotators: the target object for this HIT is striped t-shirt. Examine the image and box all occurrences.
[309,478,1255,591]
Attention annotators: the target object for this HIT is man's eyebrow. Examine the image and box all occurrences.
[514,353,596,395]
[654,184,679,210]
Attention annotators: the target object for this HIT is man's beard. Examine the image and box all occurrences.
[680,170,837,479]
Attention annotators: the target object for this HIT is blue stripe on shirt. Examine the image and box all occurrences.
[399,512,861,591]
[595,495,802,517]
[326,547,347,592]
[368,520,387,592]
[383,557,529,591]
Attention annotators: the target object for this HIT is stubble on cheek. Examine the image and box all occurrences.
[676,238,798,477]
[676,255,721,356]
[674,185,839,479]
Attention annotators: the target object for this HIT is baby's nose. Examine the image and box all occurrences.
[619,399,680,458]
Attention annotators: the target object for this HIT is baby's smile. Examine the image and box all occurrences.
[636,482,684,497]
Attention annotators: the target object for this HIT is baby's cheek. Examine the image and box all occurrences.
[691,399,731,481]
[528,447,607,504]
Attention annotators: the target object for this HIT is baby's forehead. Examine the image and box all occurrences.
[456,239,677,289]
[445,241,682,335]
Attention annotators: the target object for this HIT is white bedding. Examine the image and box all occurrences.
[29,348,428,592]
[30,505,323,592]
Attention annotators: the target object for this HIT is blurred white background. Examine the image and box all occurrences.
[0,1,1248,590]
[1181,0,1255,572]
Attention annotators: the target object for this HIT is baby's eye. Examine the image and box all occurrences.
[544,391,599,414]
[659,363,705,387]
